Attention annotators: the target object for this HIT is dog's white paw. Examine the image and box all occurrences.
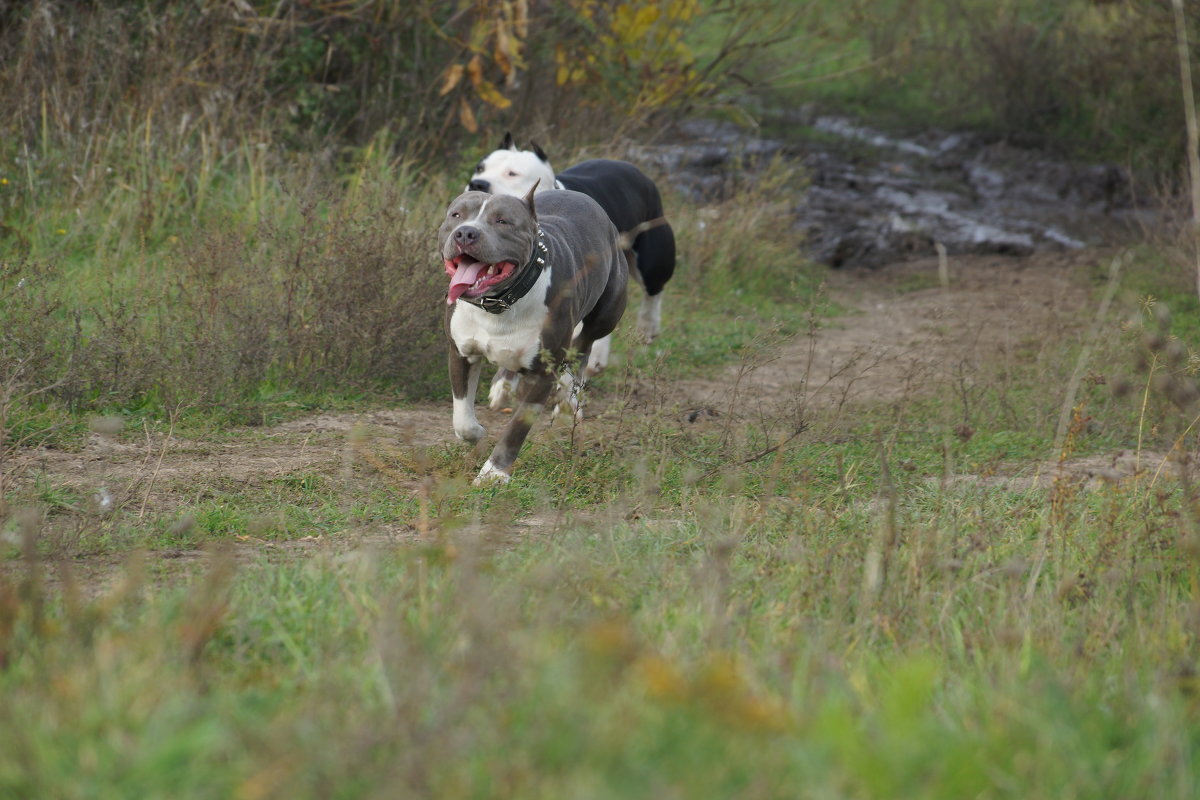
[551,373,584,423]
[453,395,487,442]
[488,371,518,411]
[637,293,663,343]
[551,400,584,424]
[586,336,611,377]
[454,420,486,443]
[473,459,511,486]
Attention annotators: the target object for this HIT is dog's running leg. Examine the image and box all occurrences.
[552,369,584,422]
[555,337,595,421]
[476,370,556,485]
[629,219,672,343]
[585,335,611,376]
[450,350,487,443]
[488,368,520,411]
[637,291,663,343]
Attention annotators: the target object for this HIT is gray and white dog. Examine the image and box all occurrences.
[468,133,675,410]
[440,186,627,485]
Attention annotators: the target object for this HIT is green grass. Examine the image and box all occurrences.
[746,0,1186,178]
[3,1,1200,794]
[13,227,1200,798]
[4,487,1199,797]
[5,240,1200,795]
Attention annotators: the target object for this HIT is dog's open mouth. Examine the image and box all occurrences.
[445,255,517,304]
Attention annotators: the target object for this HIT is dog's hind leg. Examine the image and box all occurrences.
[488,368,520,411]
[476,370,556,485]
[631,219,674,342]
[621,247,662,344]
[552,369,585,422]
[585,335,611,376]
[636,292,663,343]
[555,333,599,422]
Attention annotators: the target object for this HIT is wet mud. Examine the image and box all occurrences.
[635,113,1155,268]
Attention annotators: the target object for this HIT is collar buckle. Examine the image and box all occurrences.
[476,296,511,313]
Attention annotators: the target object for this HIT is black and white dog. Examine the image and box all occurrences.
[440,186,627,485]
[468,133,675,349]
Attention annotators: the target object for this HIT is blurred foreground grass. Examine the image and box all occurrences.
[3,463,1199,798]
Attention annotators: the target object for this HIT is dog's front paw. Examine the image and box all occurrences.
[454,421,487,443]
[473,459,511,486]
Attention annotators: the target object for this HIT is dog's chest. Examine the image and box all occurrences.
[449,272,551,372]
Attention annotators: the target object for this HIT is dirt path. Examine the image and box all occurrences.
[673,250,1095,426]
[8,248,1113,567]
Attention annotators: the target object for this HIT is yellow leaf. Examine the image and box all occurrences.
[635,5,660,30]
[476,79,512,109]
[458,98,478,133]
[439,63,464,97]
[494,47,511,79]
[494,25,513,78]
[467,53,483,89]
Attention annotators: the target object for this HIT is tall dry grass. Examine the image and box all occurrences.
[0,0,789,430]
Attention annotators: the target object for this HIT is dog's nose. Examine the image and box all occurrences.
[453,225,480,245]
[468,178,491,193]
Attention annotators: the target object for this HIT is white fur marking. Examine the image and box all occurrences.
[586,335,611,376]
[449,269,552,372]
[488,371,519,411]
[469,195,492,222]
[453,396,486,442]
[551,370,583,422]
[474,459,511,486]
[473,150,558,198]
[638,292,663,342]
[452,360,486,442]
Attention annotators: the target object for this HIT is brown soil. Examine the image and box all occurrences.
[674,250,1094,419]
[7,247,1134,580]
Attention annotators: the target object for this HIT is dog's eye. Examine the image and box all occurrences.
[506,170,518,177]
[450,211,461,219]
[475,165,484,174]
[494,217,508,225]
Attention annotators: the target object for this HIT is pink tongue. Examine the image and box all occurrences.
[447,261,488,304]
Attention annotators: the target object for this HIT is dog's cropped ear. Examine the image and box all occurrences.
[531,141,548,162]
[523,180,539,215]
[501,131,516,150]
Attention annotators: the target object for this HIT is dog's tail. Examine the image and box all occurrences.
[617,216,668,250]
